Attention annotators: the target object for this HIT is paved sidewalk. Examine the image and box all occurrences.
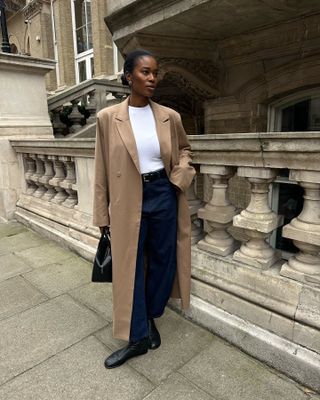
[0,221,319,400]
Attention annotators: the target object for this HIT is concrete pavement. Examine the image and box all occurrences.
[0,220,319,400]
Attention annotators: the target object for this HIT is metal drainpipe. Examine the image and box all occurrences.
[50,0,60,88]
[0,0,11,53]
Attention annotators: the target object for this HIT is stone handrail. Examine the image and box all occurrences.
[188,131,320,285]
[48,79,130,138]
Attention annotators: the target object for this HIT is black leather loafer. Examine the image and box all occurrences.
[104,338,148,369]
[148,318,161,350]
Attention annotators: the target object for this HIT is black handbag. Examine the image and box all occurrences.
[92,230,112,282]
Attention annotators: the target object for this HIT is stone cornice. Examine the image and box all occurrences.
[23,0,50,19]
[10,138,96,158]
[189,132,320,171]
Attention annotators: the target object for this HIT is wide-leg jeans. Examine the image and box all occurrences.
[129,174,177,342]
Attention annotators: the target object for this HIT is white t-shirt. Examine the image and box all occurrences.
[128,104,165,174]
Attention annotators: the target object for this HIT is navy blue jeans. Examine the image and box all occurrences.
[129,174,177,342]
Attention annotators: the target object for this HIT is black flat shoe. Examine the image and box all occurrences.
[104,338,148,369]
[148,318,161,350]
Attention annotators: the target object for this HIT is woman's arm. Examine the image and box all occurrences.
[93,114,110,228]
[169,112,196,192]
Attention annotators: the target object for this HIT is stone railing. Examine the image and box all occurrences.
[47,79,129,138]
[11,139,97,258]
[188,131,320,286]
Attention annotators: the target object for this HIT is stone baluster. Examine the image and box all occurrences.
[23,154,37,195]
[69,99,83,132]
[86,90,97,124]
[38,155,56,201]
[48,156,68,204]
[58,156,78,208]
[29,154,47,198]
[187,174,204,244]
[233,167,283,269]
[197,165,238,256]
[51,108,67,137]
[281,170,320,284]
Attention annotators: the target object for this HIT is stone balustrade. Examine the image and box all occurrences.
[10,139,97,259]
[22,153,78,208]
[188,132,320,286]
[47,79,130,138]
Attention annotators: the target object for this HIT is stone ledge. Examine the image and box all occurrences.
[172,295,320,393]
[15,208,97,262]
[192,246,302,320]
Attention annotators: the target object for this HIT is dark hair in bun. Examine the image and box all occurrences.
[120,49,154,86]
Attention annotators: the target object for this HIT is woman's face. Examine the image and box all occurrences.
[127,56,158,98]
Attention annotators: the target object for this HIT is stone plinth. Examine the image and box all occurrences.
[0,53,55,137]
[0,53,55,220]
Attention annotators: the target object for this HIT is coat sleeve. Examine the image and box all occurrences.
[92,114,110,227]
[169,112,196,192]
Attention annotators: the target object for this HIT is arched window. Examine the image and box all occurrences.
[268,88,320,257]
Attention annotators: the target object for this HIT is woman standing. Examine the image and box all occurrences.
[93,49,195,368]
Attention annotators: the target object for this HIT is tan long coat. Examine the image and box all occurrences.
[93,97,195,340]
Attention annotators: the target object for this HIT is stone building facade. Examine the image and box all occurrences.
[3,0,123,91]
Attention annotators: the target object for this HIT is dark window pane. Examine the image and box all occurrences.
[74,0,85,30]
[275,183,304,253]
[78,60,87,82]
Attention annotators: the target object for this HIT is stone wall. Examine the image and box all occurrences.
[205,14,320,133]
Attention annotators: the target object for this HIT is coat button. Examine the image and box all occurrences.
[116,171,121,177]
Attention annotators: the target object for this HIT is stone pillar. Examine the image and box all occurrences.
[0,53,54,220]
[197,165,238,256]
[281,170,320,284]
[233,167,283,269]
[53,0,75,88]
[91,0,114,77]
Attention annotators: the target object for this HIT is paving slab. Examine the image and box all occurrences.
[69,282,113,322]
[0,336,154,400]
[179,338,314,400]
[95,308,214,385]
[0,221,28,239]
[23,257,92,298]
[0,294,106,385]
[15,243,75,269]
[0,231,49,256]
[143,372,215,400]
[0,275,47,320]
[0,253,33,282]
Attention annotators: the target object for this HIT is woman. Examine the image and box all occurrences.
[93,49,195,369]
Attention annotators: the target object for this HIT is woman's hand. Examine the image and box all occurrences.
[99,226,110,234]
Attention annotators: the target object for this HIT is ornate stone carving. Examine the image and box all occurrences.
[23,0,45,20]
[157,58,220,100]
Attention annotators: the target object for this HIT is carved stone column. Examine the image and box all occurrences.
[30,155,46,198]
[197,165,238,256]
[48,156,68,204]
[38,155,56,201]
[281,170,320,284]
[233,167,283,269]
[59,157,78,208]
[23,154,37,195]
[187,174,204,245]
